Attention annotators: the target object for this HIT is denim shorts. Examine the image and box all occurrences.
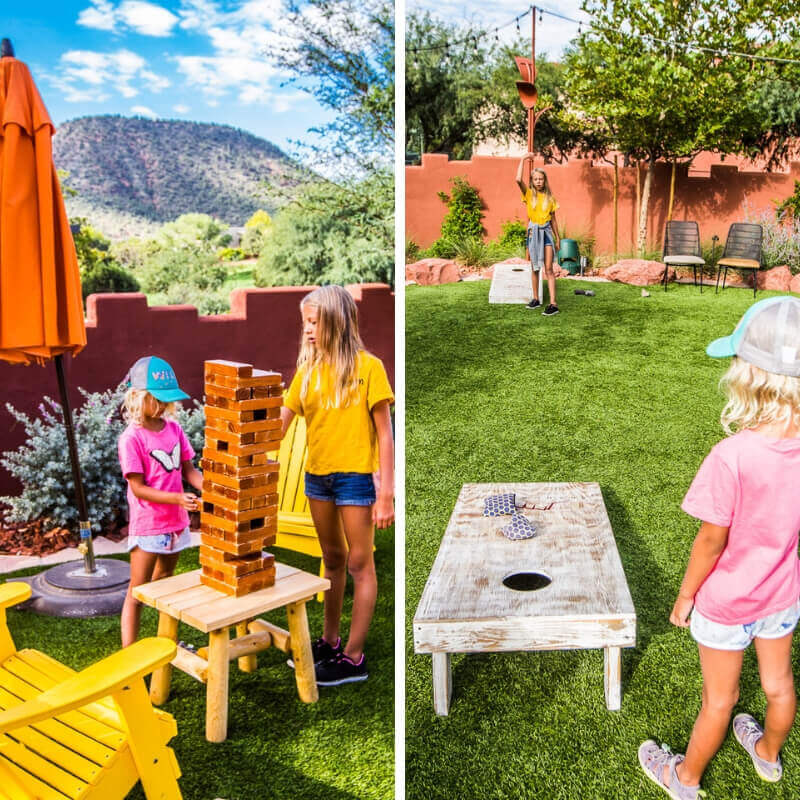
[690,599,800,651]
[304,472,376,506]
[527,222,555,270]
[127,528,192,554]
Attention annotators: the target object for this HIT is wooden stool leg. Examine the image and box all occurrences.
[287,600,318,702]
[236,621,257,672]
[150,612,178,705]
[206,627,230,742]
[604,646,622,711]
[432,652,452,716]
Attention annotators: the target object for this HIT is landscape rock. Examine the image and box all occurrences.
[757,265,792,291]
[790,273,800,294]
[405,258,461,286]
[603,259,672,286]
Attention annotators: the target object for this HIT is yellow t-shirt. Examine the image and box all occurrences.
[285,351,394,475]
[522,188,559,226]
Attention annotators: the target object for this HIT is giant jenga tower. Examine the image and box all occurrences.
[199,360,283,596]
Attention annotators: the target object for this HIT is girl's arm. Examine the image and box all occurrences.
[670,521,729,627]
[550,210,560,248]
[371,399,394,529]
[126,473,199,511]
[516,152,535,195]
[182,460,203,493]
[280,406,296,437]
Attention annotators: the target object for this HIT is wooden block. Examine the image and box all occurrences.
[204,360,252,378]
[205,413,281,435]
[253,430,282,444]
[202,494,253,513]
[220,396,283,411]
[200,568,276,597]
[200,510,277,534]
[201,447,254,468]
[205,383,254,401]
[201,468,279,491]
[203,406,255,423]
[204,427,256,446]
[199,550,275,579]
[200,532,265,557]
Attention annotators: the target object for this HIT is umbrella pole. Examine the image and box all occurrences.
[55,355,96,573]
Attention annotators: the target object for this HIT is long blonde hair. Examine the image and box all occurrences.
[720,358,800,435]
[297,285,364,408]
[123,388,178,426]
[529,168,555,208]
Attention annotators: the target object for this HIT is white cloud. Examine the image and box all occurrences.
[131,105,158,118]
[175,54,277,103]
[119,1,179,36]
[76,1,178,37]
[77,0,117,31]
[53,49,169,103]
[173,104,190,113]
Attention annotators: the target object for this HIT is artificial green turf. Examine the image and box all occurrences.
[4,535,393,800]
[406,280,800,800]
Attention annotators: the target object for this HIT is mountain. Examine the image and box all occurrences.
[52,116,305,238]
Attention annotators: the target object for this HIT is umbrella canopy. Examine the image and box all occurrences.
[0,54,86,364]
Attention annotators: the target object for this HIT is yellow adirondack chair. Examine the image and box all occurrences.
[271,415,324,600]
[0,582,182,800]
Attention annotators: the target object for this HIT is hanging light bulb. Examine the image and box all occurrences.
[539,9,543,23]
[516,17,520,34]
[578,21,582,34]
[495,28,500,43]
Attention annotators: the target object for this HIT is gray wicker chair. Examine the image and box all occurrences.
[662,221,705,292]
[715,223,763,299]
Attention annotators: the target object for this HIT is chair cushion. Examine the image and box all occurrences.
[718,257,759,269]
[663,255,704,265]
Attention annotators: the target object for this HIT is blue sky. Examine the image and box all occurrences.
[5,1,337,154]
[406,1,588,59]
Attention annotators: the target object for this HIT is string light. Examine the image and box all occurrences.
[516,17,520,33]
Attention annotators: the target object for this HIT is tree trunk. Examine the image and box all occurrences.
[634,161,641,252]
[667,161,676,221]
[613,156,619,260]
[637,158,655,255]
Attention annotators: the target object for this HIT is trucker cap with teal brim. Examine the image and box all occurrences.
[707,296,800,376]
[127,356,190,402]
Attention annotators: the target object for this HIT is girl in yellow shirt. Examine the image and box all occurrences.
[282,285,394,686]
[516,153,561,315]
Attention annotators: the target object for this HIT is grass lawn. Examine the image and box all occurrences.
[406,279,800,800]
[4,533,393,800]
[222,263,256,291]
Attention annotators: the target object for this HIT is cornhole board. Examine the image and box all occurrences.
[413,482,636,715]
[488,261,543,303]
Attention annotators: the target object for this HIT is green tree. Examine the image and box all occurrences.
[566,0,799,253]
[255,172,393,287]
[154,213,230,252]
[241,209,273,257]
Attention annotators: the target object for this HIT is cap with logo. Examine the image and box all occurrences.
[127,356,190,402]
[707,296,800,377]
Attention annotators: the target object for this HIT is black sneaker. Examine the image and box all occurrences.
[287,636,342,669]
[526,298,542,309]
[542,304,560,316]
[315,652,368,686]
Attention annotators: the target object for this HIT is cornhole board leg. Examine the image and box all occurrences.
[432,652,452,716]
[604,646,621,711]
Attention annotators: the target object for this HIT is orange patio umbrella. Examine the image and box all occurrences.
[0,40,96,572]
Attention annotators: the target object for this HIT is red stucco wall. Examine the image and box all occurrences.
[0,284,394,497]
[406,154,800,253]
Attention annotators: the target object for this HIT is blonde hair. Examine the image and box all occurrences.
[529,168,555,207]
[298,285,364,408]
[123,388,178,426]
[719,357,800,435]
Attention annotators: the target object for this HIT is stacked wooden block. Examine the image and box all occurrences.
[199,360,283,596]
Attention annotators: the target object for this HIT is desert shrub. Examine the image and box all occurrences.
[437,176,485,243]
[776,180,800,221]
[497,220,527,252]
[137,248,227,294]
[155,213,230,252]
[450,236,490,268]
[218,247,245,261]
[0,385,204,533]
[406,239,421,263]
[427,236,457,259]
[81,261,140,299]
[744,208,800,272]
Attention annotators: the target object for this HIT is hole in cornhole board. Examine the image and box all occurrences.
[502,571,552,591]
[250,518,264,530]
[512,268,524,272]
[253,409,267,421]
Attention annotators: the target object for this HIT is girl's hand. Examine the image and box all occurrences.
[670,594,694,627]
[176,492,199,511]
[373,494,394,529]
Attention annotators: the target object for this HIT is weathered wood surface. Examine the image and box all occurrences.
[134,563,329,633]
[488,263,536,304]
[414,482,636,654]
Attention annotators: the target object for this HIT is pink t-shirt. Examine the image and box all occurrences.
[682,429,800,624]
[118,420,195,537]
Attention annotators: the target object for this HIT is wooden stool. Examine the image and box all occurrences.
[134,563,329,742]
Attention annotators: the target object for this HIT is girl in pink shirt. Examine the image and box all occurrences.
[118,356,203,647]
[640,296,800,799]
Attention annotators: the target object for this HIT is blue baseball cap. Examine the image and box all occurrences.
[707,296,800,376]
[127,356,190,402]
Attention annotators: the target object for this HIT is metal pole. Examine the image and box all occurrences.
[55,354,96,573]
